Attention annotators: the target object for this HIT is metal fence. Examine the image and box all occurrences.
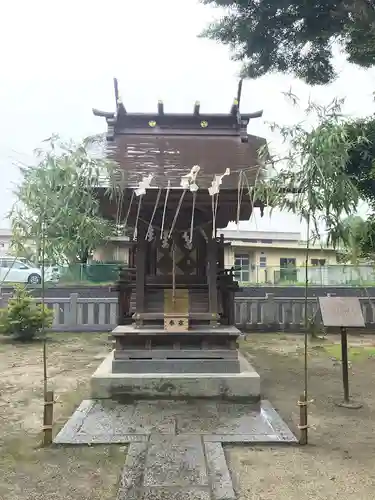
[49,263,375,287]
[57,263,121,285]
[0,292,373,333]
[238,264,375,287]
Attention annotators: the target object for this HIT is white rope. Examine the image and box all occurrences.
[123,191,135,234]
[133,195,143,241]
[212,192,220,239]
[139,216,210,235]
[189,191,197,243]
[115,187,122,228]
[208,168,230,239]
[168,190,186,239]
[236,171,244,228]
[160,180,171,236]
[145,188,162,240]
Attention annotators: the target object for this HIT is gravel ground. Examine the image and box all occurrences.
[1,332,375,500]
[0,333,123,500]
[229,334,375,500]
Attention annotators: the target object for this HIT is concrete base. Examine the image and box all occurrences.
[112,358,240,374]
[91,350,260,402]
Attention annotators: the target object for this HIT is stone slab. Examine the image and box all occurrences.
[144,435,208,487]
[112,358,240,374]
[130,401,177,434]
[117,437,212,500]
[260,400,298,443]
[53,399,297,445]
[53,399,95,444]
[204,442,235,500]
[138,489,211,500]
[203,434,281,443]
[112,325,241,337]
[176,402,270,435]
[91,351,260,401]
[114,349,238,360]
[117,442,148,500]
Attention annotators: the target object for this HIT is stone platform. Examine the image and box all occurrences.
[54,399,297,445]
[54,399,297,499]
[91,351,260,401]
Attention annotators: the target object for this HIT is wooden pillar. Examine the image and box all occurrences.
[129,243,136,267]
[135,224,146,324]
[207,236,218,326]
[218,234,225,270]
[227,289,235,325]
[197,231,207,277]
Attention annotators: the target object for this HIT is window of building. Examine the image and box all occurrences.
[259,256,267,268]
[311,258,326,266]
[234,253,250,282]
[280,257,297,281]
[260,239,273,244]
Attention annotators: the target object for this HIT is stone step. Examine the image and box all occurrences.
[116,436,235,500]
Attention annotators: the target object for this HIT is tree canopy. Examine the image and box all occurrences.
[201,0,375,84]
[345,115,375,205]
[10,135,115,264]
[343,116,375,259]
[251,96,367,247]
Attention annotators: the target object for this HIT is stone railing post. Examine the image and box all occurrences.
[68,293,78,327]
[262,293,279,329]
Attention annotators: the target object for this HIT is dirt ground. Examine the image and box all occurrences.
[231,333,375,500]
[0,333,122,500]
[1,332,375,500]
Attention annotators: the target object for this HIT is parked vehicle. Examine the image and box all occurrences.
[0,256,58,284]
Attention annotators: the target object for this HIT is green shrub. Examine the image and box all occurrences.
[0,285,53,341]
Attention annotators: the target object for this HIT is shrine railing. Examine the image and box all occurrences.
[1,292,374,332]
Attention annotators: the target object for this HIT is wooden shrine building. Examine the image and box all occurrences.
[91,79,265,400]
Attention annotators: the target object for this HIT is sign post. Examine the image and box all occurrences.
[318,297,364,409]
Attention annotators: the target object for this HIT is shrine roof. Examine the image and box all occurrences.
[94,78,267,190]
[105,133,265,189]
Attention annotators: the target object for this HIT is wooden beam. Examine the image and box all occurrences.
[158,100,164,115]
[230,98,239,116]
[236,79,243,108]
[113,77,126,114]
[114,77,119,104]
[135,224,146,319]
[92,108,115,118]
[194,101,200,115]
[247,109,263,119]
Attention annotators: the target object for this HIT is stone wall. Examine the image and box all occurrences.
[1,292,373,333]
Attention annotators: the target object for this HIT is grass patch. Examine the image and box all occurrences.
[323,343,375,361]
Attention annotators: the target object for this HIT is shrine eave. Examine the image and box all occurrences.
[92,78,264,140]
[92,108,263,122]
[92,108,263,140]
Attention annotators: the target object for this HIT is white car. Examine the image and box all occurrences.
[0,257,55,285]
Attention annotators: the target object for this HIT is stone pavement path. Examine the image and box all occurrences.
[54,399,297,500]
[116,436,235,500]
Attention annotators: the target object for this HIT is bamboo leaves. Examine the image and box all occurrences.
[252,98,367,248]
[10,135,116,264]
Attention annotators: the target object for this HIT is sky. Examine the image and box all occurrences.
[1,0,375,237]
